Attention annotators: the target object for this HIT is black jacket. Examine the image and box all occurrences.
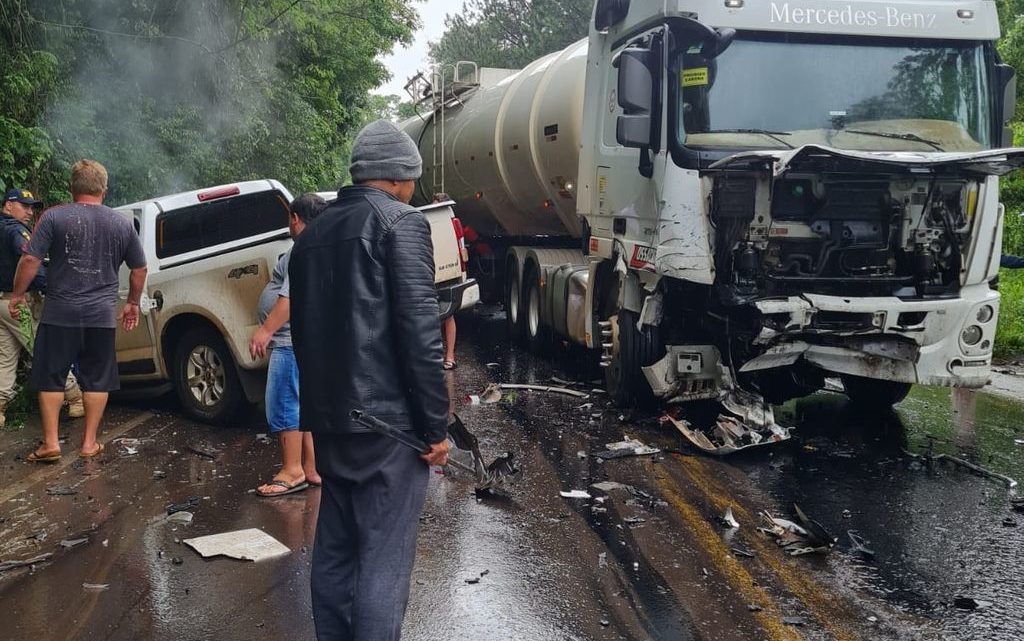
[0,215,45,292]
[289,185,448,444]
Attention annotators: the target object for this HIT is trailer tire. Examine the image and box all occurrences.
[605,309,663,407]
[840,374,911,409]
[523,267,550,352]
[172,327,246,425]
[504,260,525,342]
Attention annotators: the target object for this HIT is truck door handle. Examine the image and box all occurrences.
[141,291,163,314]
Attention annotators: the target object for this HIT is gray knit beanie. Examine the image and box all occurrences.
[350,120,423,183]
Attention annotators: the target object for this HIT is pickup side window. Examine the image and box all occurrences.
[156,190,290,259]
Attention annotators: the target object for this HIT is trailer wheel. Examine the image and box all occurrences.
[172,327,246,424]
[605,309,663,407]
[840,374,911,409]
[504,261,525,341]
[523,268,549,352]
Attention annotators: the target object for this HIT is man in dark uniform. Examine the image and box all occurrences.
[0,188,83,428]
[289,120,449,641]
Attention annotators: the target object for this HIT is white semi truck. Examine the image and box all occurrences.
[402,0,1024,422]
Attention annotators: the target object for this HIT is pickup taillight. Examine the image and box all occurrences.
[451,216,468,272]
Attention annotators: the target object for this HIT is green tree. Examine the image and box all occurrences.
[998,0,1024,253]
[429,0,592,69]
[0,0,419,205]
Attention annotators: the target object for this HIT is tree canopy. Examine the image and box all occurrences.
[0,0,417,206]
[429,0,591,69]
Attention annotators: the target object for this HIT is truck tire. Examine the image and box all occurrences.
[840,374,911,409]
[504,261,525,341]
[172,327,246,424]
[523,268,550,352]
[605,309,663,407]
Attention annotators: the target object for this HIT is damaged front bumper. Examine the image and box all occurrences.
[746,283,999,388]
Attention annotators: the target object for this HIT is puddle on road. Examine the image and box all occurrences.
[761,387,1024,641]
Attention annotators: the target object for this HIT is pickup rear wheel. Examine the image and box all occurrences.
[173,327,246,424]
[840,374,912,409]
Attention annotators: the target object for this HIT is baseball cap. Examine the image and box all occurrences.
[4,188,42,206]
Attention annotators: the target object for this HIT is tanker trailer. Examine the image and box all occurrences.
[402,0,1024,426]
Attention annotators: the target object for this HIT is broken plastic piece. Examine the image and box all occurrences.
[560,490,591,499]
[167,496,200,515]
[720,507,740,529]
[593,437,660,460]
[60,537,89,549]
[847,530,875,558]
[666,414,790,456]
[0,553,53,572]
[498,383,589,398]
[183,528,289,562]
[82,583,109,591]
[46,486,78,496]
[165,511,194,525]
[467,383,503,405]
[591,481,631,493]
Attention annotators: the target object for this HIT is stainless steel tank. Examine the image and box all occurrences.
[401,39,587,238]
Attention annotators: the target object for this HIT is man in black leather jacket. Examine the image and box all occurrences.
[290,120,449,641]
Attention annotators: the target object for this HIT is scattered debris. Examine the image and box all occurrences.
[183,528,289,562]
[719,507,740,529]
[467,383,504,405]
[598,552,608,568]
[758,505,835,555]
[953,597,992,610]
[172,557,184,565]
[782,616,805,627]
[591,481,630,493]
[549,376,582,387]
[46,486,78,496]
[152,470,167,480]
[903,449,1017,488]
[560,490,591,500]
[82,583,109,591]
[485,362,499,369]
[593,437,660,460]
[25,531,48,542]
[167,497,200,515]
[186,444,219,460]
[665,412,790,456]
[577,402,593,411]
[847,531,875,558]
[165,511,194,525]
[1002,517,1018,528]
[464,570,489,585]
[60,537,89,549]
[1011,498,1024,512]
[498,383,589,398]
[255,433,272,445]
[731,546,755,558]
[747,604,763,612]
[0,553,53,573]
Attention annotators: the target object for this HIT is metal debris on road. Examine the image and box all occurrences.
[593,437,660,460]
[847,530,875,558]
[731,546,755,558]
[560,490,592,499]
[498,383,589,398]
[758,505,835,555]
[167,497,201,515]
[665,412,790,456]
[46,486,78,496]
[782,616,805,626]
[591,481,631,493]
[186,444,219,460]
[82,583,109,591]
[60,537,89,549]
[183,528,290,562]
[165,511,194,525]
[25,531,47,542]
[903,449,1017,488]
[255,433,272,445]
[0,553,53,573]
[467,383,503,405]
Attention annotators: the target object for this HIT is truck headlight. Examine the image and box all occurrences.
[962,325,983,346]
[977,305,994,324]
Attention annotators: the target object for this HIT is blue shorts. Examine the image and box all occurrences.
[265,346,300,433]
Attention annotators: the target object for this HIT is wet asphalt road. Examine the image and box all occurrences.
[1,307,1023,641]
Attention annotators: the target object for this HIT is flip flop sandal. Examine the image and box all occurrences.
[80,443,105,458]
[26,450,62,464]
[257,479,310,497]
[443,360,458,370]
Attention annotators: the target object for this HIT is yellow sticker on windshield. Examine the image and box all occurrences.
[681,67,709,87]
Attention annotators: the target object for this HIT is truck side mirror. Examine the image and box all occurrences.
[615,48,654,149]
[595,0,630,31]
[998,63,1017,147]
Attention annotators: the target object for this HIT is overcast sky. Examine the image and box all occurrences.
[373,0,456,98]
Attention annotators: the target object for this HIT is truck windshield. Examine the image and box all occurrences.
[676,34,992,152]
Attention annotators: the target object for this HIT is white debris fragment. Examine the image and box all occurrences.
[183,528,289,562]
[165,511,194,525]
[722,507,740,529]
[560,490,592,500]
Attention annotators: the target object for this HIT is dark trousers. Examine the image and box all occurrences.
[311,432,429,641]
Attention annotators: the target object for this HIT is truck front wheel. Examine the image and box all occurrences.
[840,374,912,409]
[605,309,663,407]
[172,327,246,424]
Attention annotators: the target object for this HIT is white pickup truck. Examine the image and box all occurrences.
[114,180,478,424]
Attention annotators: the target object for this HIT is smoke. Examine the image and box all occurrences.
[36,0,283,204]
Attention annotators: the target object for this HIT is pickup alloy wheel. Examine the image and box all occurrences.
[173,327,245,424]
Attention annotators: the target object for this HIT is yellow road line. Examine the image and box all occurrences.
[669,456,860,641]
[654,474,804,641]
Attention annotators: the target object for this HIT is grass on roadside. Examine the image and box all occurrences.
[996,268,1024,361]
